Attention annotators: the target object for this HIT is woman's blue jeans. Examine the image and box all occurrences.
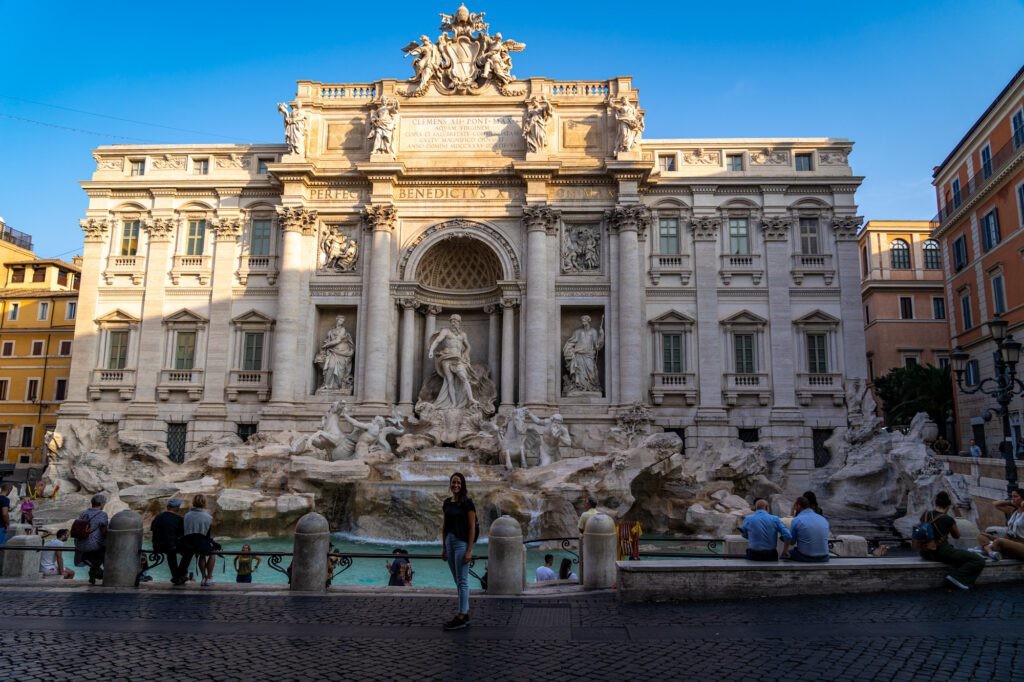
[444,533,470,614]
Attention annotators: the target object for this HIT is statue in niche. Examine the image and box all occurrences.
[315,315,354,393]
[320,227,358,272]
[562,315,605,395]
[367,98,399,156]
[524,412,571,466]
[561,225,600,273]
[277,101,308,157]
[427,314,478,409]
[402,35,442,91]
[522,95,552,154]
[608,96,644,152]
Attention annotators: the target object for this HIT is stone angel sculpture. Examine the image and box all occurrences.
[477,32,525,89]
[367,98,399,156]
[608,96,644,152]
[523,95,552,154]
[277,101,307,157]
[402,36,442,92]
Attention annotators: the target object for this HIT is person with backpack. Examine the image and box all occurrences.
[440,471,476,631]
[72,493,109,585]
[916,491,985,591]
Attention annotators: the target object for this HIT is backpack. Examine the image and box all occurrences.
[911,513,942,551]
[70,511,97,540]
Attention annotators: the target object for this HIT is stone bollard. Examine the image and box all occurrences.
[291,512,330,592]
[724,534,748,556]
[583,513,616,590]
[486,515,524,595]
[104,510,142,587]
[2,534,42,578]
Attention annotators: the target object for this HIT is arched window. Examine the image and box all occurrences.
[923,239,941,269]
[890,239,910,269]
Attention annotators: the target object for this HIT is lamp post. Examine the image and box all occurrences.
[950,314,1024,496]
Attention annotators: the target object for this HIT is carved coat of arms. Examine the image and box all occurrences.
[401,5,525,96]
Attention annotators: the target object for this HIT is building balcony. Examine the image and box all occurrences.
[157,368,204,401]
[648,253,692,285]
[723,372,770,406]
[103,255,146,285]
[649,372,697,405]
[796,372,844,406]
[170,254,211,285]
[719,254,763,285]
[934,133,1024,228]
[227,369,272,402]
[790,253,835,285]
[89,368,136,401]
[237,255,279,285]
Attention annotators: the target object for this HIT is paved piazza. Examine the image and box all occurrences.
[0,586,1021,680]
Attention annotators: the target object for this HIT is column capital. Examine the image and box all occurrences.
[363,204,397,232]
[689,215,721,241]
[500,297,520,310]
[760,216,792,242]
[277,206,318,235]
[143,217,177,241]
[606,204,651,237]
[483,304,497,315]
[426,304,443,316]
[211,217,243,240]
[832,215,863,241]
[79,217,111,243]
[522,204,560,234]
[399,297,420,310]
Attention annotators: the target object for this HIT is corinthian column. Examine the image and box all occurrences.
[607,205,650,404]
[272,207,317,403]
[522,204,559,407]
[500,297,517,408]
[485,304,500,386]
[423,305,441,385]
[398,298,419,411]
[203,217,242,403]
[361,204,397,407]
[66,218,111,404]
[833,216,867,379]
[761,216,796,408]
[134,217,177,402]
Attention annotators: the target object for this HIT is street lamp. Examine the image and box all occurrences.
[950,316,1024,496]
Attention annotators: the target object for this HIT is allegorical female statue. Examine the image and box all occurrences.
[562,315,605,395]
[315,315,354,393]
[277,101,308,157]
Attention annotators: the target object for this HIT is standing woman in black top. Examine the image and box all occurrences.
[441,471,475,630]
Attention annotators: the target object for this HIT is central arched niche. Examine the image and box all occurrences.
[415,236,502,293]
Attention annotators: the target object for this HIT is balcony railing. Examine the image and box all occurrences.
[103,254,146,285]
[0,224,33,250]
[723,372,770,406]
[719,253,763,285]
[650,372,697,405]
[934,133,1024,227]
[790,253,835,285]
[227,369,272,402]
[648,253,692,285]
[171,254,211,285]
[237,254,279,285]
[796,372,845,406]
[89,368,136,401]
[158,368,204,401]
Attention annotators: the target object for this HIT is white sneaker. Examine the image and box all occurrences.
[989,551,1002,562]
[945,575,970,591]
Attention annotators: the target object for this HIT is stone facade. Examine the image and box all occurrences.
[59,9,866,484]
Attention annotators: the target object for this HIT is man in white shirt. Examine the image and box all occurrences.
[535,554,556,581]
[41,529,74,579]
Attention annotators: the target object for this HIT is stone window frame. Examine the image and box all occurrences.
[161,309,209,372]
[175,207,215,257]
[1,341,13,357]
[0,378,8,400]
[721,311,767,375]
[95,310,141,371]
[795,152,814,172]
[36,301,49,322]
[957,285,974,332]
[988,264,1007,316]
[922,239,941,269]
[648,310,695,375]
[725,152,745,172]
[793,311,841,376]
[657,152,678,173]
[230,310,275,372]
[30,339,45,356]
[651,204,688,256]
[128,158,146,177]
[889,238,911,269]
[7,303,17,321]
[190,156,210,176]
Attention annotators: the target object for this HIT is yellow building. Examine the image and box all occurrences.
[0,255,79,463]
[0,218,36,283]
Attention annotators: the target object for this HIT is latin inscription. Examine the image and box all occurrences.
[400,116,524,153]
[551,186,617,200]
[307,188,365,201]
[396,187,524,201]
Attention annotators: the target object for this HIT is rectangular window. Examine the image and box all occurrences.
[20,426,33,448]
[54,378,68,401]
[120,220,140,256]
[237,423,259,442]
[904,356,919,368]
[250,219,272,257]
[981,145,993,179]
[992,274,1007,314]
[738,428,759,443]
[1014,110,1024,149]
[242,332,264,371]
[0,342,12,357]
[30,341,44,356]
[965,359,980,386]
[166,423,187,464]
[66,301,77,320]
[981,209,1000,250]
[728,218,749,255]
[899,296,914,320]
[658,218,679,255]
[37,302,49,320]
[727,154,743,171]
[952,235,968,271]
[26,379,38,402]
[58,340,72,356]
[799,218,820,254]
[107,330,129,370]
[961,293,973,330]
[952,178,961,208]
[192,158,209,175]
[734,333,755,374]
[662,333,682,374]
[0,380,8,400]
[8,303,18,321]
[57,270,68,286]
[658,155,676,172]
[938,357,950,370]
[174,332,197,370]
[10,268,24,283]
[806,333,828,374]
[257,158,271,175]
[861,246,869,276]
[186,220,206,256]
[1019,184,1024,227]
[795,153,813,171]
[130,159,145,176]
[933,297,946,320]
[31,267,45,283]
[864,305,870,323]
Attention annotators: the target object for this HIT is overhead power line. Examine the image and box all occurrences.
[0,113,162,143]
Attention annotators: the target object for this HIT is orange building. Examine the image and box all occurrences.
[860,220,948,385]
[932,65,1024,456]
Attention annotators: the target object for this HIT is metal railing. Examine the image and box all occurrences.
[0,224,33,250]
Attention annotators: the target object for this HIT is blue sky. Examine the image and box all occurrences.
[1,0,1022,259]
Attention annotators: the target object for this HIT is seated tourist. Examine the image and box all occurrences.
[740,498,792,561]
[782,496,830,562]
[40,529,75,579]
[558,557,578,581]
[535,554,556,581]
[919,491,985,590]
[978,487,1024,561]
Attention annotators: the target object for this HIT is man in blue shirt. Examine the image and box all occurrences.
[783,496,831,562]
[740,498,792,561]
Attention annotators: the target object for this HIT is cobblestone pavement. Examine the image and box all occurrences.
[1,584,1022,681]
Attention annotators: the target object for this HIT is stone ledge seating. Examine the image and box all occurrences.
[616,557,1024,602]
